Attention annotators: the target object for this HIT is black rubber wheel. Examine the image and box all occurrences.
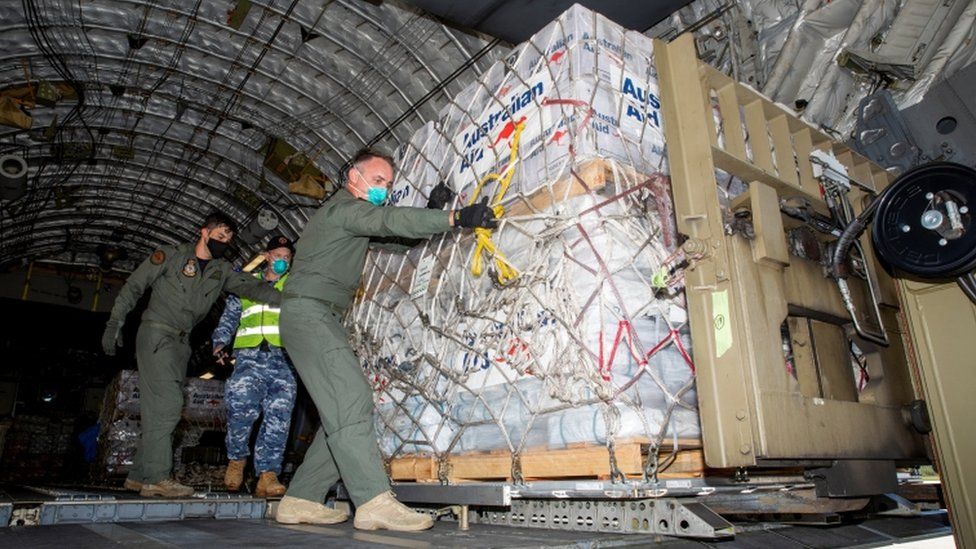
[872,162,976,279]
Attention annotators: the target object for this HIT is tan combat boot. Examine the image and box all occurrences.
[255,471,287,498]
[139,478,194,498]
[353,491,433,531]
[122,478,142,492]
[224,459,247,491]
[275,495,348,524]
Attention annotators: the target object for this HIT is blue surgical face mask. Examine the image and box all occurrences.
[352,166,391,206]
[366,186,388,206]
[271,258,289,275]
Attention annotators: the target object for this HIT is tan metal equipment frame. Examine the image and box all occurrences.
[899,280,976,547]
[654,34,927,471]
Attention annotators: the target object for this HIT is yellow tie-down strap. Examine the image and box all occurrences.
[467,122,525,285]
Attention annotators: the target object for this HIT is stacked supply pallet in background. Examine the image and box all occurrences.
[95,370,141,476]
[94,370,228,485]
[0,414,76,482]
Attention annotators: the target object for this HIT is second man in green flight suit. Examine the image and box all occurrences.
[274,149,495,530]
[102,212,283,498]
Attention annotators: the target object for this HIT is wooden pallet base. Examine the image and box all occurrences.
[388,440,704,482]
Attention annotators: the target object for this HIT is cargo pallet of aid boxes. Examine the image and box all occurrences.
[349,4,726,483]
[95,370,229,486]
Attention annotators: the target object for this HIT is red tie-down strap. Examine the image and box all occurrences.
[575,218,696,384]
[599,321,696,382]
[540,98,593,153]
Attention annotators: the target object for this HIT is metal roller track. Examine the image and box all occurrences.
[350,477,923,540]
[2,487,264,527]
[382,477,815,505]
[37,495,265,526]
[472,498,735,539]
[342,478,813,539]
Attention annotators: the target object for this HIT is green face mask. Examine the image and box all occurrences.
[352,166,390,206]
[366,186,388,206]
[272,258,289,275]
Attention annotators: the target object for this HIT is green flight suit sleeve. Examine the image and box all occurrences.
[108,248,168,324]
[223,271,282,306]
[340,200,452,239]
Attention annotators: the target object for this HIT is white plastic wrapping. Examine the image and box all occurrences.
[349,5,701,464]
[757,0,975,135]
[898,1,976,109]
[762,0,899,135]
[730,0,811,86]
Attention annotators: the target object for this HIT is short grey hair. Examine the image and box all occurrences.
[342,148,395,186]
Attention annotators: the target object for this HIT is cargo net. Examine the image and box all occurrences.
[348,5,711,481]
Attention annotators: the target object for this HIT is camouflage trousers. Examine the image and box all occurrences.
[225,346,297,474]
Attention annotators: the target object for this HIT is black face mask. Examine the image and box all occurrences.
[207,239,230,258]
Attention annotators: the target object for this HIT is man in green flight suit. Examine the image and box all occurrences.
[101,212,283,498]
[274,149,495,530]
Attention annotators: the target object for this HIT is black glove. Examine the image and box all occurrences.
[426,182,455,210]
[454,197,498,229]
[102,320,122,356]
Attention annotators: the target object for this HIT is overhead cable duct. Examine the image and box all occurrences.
[840,0,971,80]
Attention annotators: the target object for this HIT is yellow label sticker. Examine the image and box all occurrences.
[712,289,732,358]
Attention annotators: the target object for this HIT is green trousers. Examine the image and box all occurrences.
[126,323,190,485]
[280,297,390,507]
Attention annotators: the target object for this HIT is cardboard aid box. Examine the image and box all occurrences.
[352,4,701,460]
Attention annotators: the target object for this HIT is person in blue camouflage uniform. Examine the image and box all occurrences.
[212,233,297,497]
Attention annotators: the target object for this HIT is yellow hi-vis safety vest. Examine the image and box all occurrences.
[234,273,287,349]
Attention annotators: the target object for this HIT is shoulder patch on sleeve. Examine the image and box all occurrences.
[150,249,166,265]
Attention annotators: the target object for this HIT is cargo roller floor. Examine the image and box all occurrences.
[0,484,266,527]
[0,513,952,548]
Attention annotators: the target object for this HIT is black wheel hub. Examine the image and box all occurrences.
[872,162,976,279]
